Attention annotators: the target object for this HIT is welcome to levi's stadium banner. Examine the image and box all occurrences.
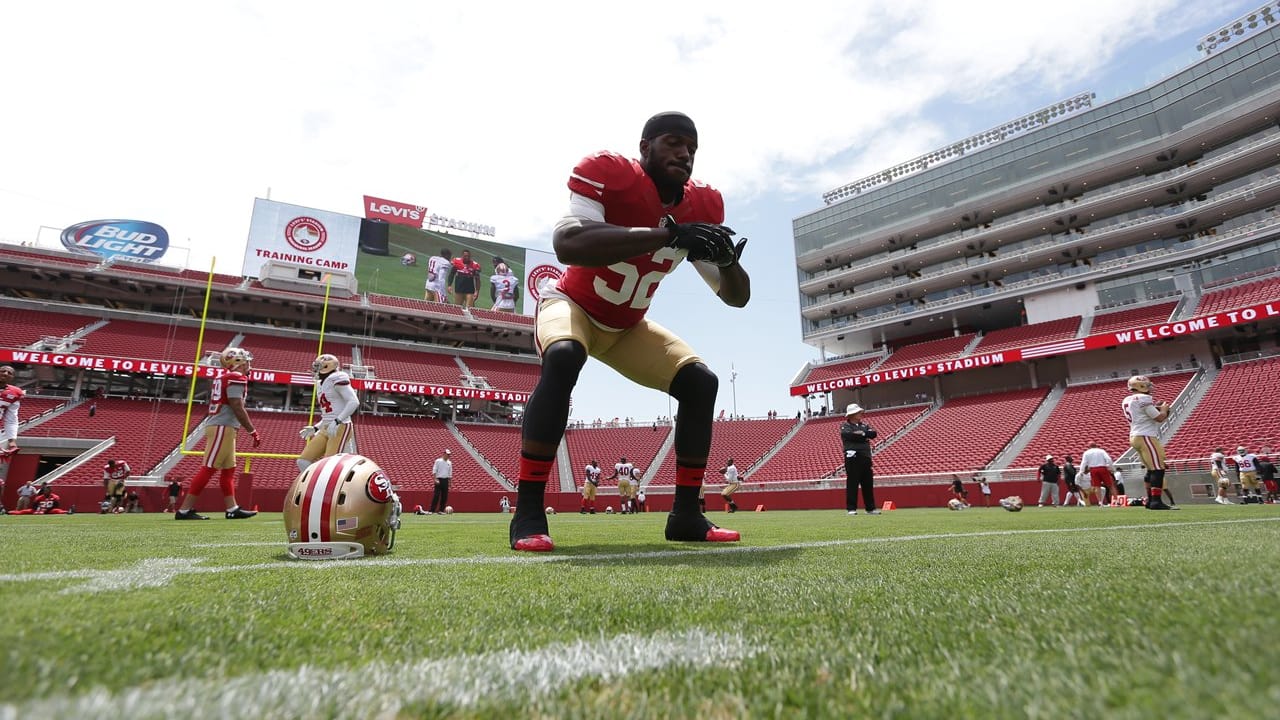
[790,300,1280,396]
[0,351,529,403]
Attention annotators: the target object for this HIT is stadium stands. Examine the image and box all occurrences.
[356,415,504,491]
[748,416,845,482]
[647,418,799,487]
[0,307,95,348]
[20,398,193,486]
[236,333,353,374]
[971,317,1081,354]
[1193,275,1280,317]
[799,356,878,385]
[78,320,237,364]
[876,333,977,372]
[16,396,71,424]
[453,422,538,483]
[1164,357,1280,460]
[459,356,540,393]
[872,388,1050,475]
[358,346,464,385]
[469,308,535,325]
[563,425,672,489]
[1090,301,1178,336]
[368,293,466,316]
[1009,372,1196,469]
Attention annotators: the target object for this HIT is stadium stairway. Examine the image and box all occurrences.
[640,425,677,488]
[868,402,935,455]
[987,383,1067,470]
[742,418,807,475]
[447,422,515,490]
[555,442,575,492]
[147,416,213,479]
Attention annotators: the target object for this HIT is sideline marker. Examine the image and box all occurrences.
[754,504,765,512]
[881,500,897,511]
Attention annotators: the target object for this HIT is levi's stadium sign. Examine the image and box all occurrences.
[61,220,170,263]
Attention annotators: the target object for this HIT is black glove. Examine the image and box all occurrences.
[663,214,736,264]
[711,238,748,268]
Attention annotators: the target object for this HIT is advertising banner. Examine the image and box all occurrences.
[790,300,1280,394]
[242,199,362,277]
[60,220,170,263]
[363,194,427,227]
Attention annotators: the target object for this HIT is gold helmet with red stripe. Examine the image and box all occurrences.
[312,353,341,377]
[220,347,253,371]
[284,454,401,560]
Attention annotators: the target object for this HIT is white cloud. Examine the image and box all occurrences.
[0,0,1254,419]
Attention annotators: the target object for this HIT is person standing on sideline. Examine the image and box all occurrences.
[1257,454,1278,502]
[430,449,453,515]
[1209,447,1234,505]
[489,262,519,313]
[978,476,992,507]
[1121,374,1172,510]
[1037,455,1061,507]
[1079,442,1116,506]
[840,404,878,515]
[508,111,750,552]
[719,458,742,513]
[580,459,602,514]
[425,248,453,303]
[296,354,359,472]
[1063,455,1083,506]
[0,365,24,510]
[166,477,182,513]
[174,348,261,520]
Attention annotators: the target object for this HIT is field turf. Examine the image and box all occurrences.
[1,505,1277,719]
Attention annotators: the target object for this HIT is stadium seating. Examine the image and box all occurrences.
[356,415,504,491]
[1164,357,1280,460]
[469,308,535,325]
[1009,372,1196,469]
[876,333,977,372]
[368,293,466,316]
[647,418,800,486]
[971,317,1081,354]
[563,425,672,489]
[77,320,237,364]
[20,398,193,487]
[236,333,354,374]
[750,406,929,482]
[0,307,96,348]
[16,396,72,424]
[799,356,878,384]
[453,423,543,483]
[459,356,540,393]
[178,269,244,286]
[358,346,465,385]
[0,246,98,268]
[1193,275,1280,317]
[1090,301,1178,335]
[872,388,1050,475]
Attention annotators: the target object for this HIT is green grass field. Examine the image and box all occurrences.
[2,506,1278,719]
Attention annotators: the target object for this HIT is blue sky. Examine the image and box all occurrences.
[0,1,1257,422]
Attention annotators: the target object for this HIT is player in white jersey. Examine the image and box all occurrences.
[580,460,602,514]
[1209,447,1233,504]
[610,458,634,513]
[1121,375,1172,510]
[425,248,453,303]
[1233,445,1262,501]
[489,263,519,312]
[297,354,359,472]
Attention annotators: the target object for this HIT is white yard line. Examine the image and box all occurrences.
[0,517,1275,595]
[0,628,758,720]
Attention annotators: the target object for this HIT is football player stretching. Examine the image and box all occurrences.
[509,111,750,551]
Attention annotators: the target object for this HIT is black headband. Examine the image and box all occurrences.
[642,111,697,143]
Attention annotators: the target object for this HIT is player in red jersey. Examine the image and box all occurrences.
[0,365,23,511]
[510,111,751,552]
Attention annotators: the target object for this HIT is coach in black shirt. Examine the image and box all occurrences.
[840,404,879,515]
[1037,455,1061,507]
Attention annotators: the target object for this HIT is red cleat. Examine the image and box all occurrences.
[705,526,740,542]
[513,534,555,552]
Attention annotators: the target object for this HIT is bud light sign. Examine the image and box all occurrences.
[61,220,170,263]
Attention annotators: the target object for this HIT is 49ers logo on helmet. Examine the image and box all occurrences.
[366,471,393,503]
[527,264,564,302]
[284,216,327,253]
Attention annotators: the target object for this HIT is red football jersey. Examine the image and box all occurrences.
[559,151,725,329]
